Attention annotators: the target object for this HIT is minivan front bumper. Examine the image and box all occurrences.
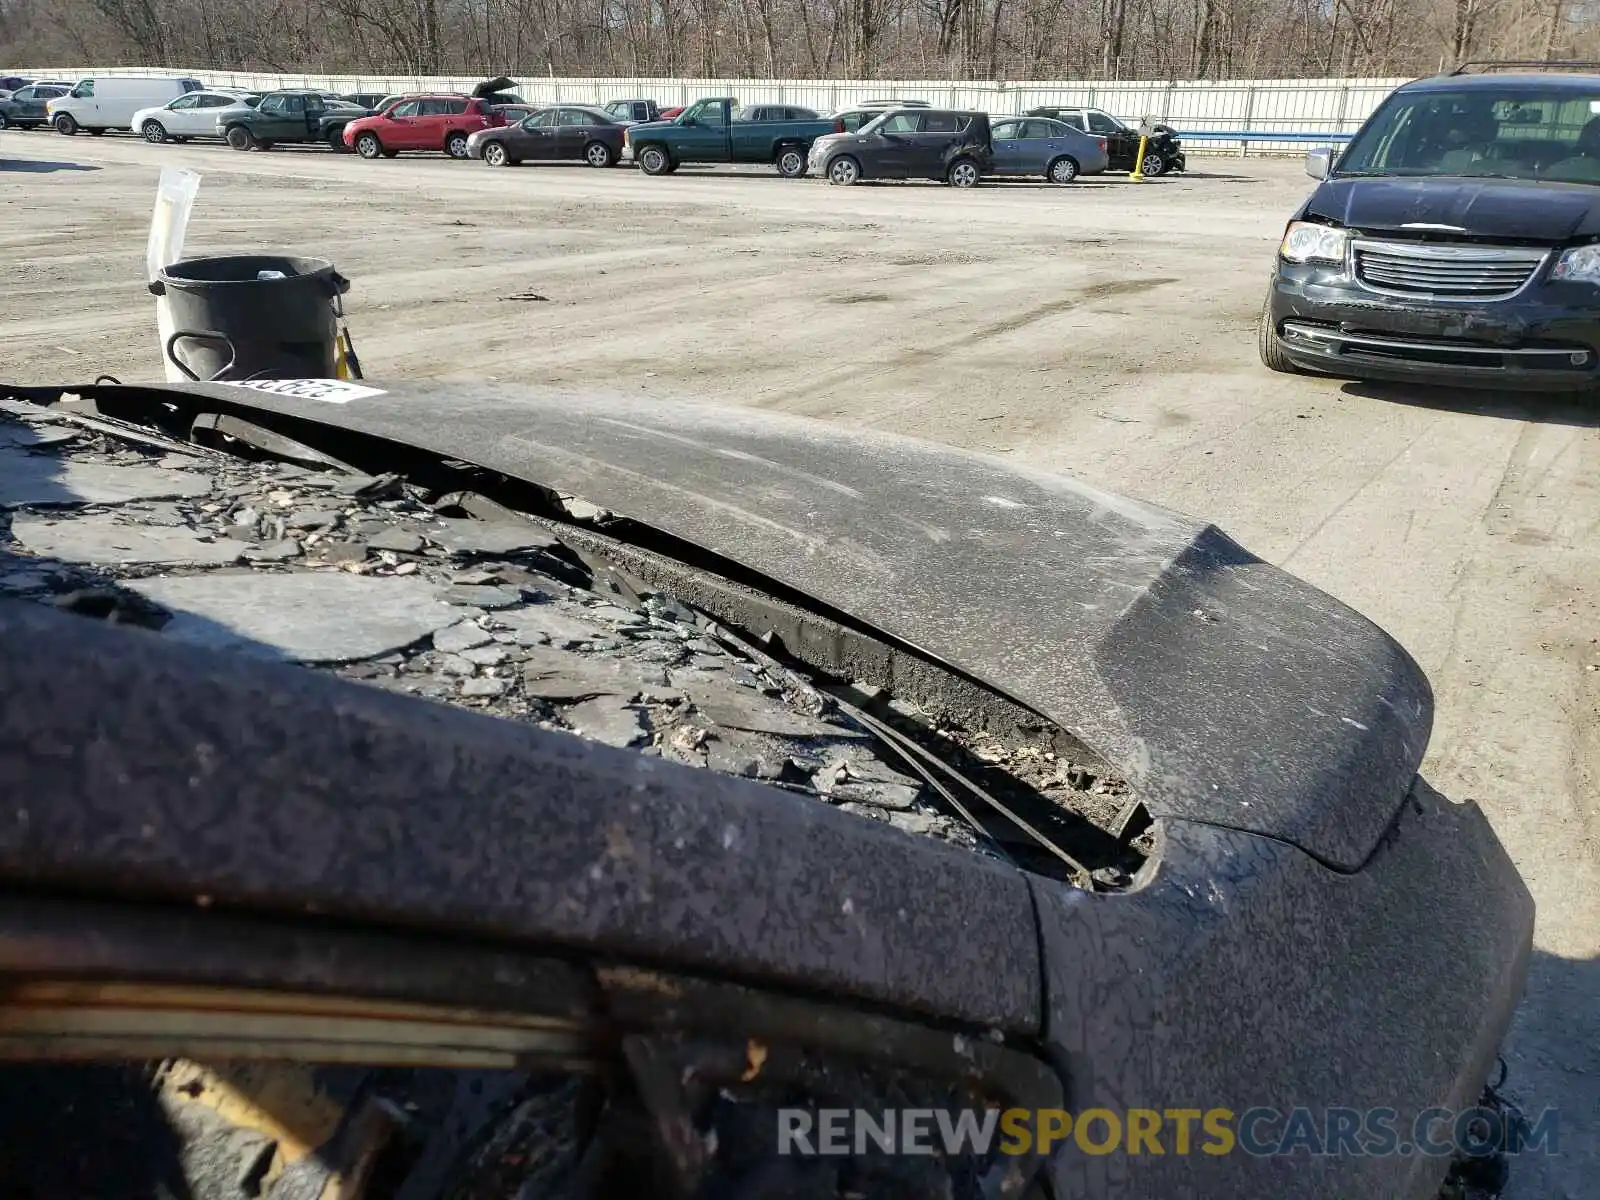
[1267,258,1600,390]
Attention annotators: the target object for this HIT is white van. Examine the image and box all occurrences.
[47,76,205,135]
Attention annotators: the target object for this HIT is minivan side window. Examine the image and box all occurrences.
[71,80,94,98]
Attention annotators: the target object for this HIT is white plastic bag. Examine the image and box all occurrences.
[148,168,201,382]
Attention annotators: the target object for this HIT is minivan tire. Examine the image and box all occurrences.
[1257,295,1302,374]
[53,112,78,136]
[224,125,256,151]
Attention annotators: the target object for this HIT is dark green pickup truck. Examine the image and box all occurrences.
[217,90,371,151]
[623,98,838,178]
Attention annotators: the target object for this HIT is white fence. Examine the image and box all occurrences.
[20,68,1409,151]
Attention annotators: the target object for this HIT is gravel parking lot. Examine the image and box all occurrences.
[2,134,1596,1195]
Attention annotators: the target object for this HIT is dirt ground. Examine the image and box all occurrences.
[3,132,1597,1196]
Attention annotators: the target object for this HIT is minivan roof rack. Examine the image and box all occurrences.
[1450,59,1600,75]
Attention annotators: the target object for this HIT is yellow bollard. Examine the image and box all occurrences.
[1130,133,1150,182]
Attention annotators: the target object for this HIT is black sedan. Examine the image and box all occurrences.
[0,82,69,130]
[467,105,628,167]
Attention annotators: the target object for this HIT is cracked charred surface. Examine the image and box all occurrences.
[0,393,1094,1198]
[0,395,1139,876]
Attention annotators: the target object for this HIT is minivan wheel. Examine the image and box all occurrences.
[1047,156,1079,184]
[828,155,860,186]
[224,125,255,151]
[482,141,509,167]
[776,146,806,178]
[446,131,471,159]
[355,132,383,159]
[947,158,979,188]
[637,145,672,176]
[1257,295,1302,374]
[142,120,168,144]
[585,140,614,168]
[53,112,78,135]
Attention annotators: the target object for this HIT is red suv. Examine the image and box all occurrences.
[344,95,504,160]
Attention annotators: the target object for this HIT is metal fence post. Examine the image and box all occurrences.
[1240,84,1256,158]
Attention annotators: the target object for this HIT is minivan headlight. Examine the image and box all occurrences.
[1280,221,1350,265]
[1552,244,1600,283]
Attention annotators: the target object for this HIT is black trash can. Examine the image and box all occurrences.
[149,255,351,383]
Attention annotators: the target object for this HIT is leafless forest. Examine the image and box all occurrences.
[4,0,1600,80]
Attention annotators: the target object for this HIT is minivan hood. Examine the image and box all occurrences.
[1309,175,1600,241]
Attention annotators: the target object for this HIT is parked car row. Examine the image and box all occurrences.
[3,72,1185,186]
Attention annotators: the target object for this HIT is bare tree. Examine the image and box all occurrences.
[6,0,1595,83]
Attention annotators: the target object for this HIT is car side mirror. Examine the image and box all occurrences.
[1305,147,1333,180]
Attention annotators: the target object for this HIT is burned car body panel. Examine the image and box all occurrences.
[0,381,1534,1200]
[0,597,1045,1034]
[1039,798,1531,1199]
[167,381,1424,872]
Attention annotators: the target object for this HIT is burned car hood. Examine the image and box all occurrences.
[161,382,1428,870]
[1307,175,1600,241]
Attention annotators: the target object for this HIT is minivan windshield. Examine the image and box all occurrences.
[1338,86,1600,184]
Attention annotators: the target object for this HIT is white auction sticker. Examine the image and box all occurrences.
[218,379,387,404]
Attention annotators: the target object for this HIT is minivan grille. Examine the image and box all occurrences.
[1353,241,1547,300]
